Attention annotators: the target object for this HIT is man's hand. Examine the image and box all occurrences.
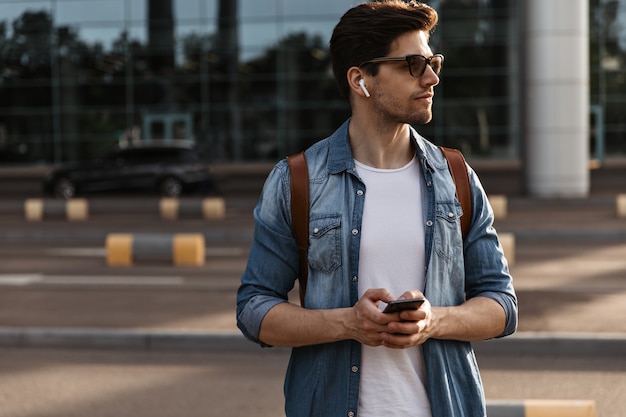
[347,288,397,346]
[349,289,432,348]
[381,290,433,349]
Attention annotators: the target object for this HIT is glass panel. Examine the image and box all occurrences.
[56,0,125,24]
[240,0,278,19]
[0,1,51,26]
[590,0,626,156]
[11,0,615,163]
[282,0,352,16]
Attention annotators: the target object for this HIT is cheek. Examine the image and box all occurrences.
[375,89,409,112]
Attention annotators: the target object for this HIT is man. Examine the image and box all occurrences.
[236,1,517,416]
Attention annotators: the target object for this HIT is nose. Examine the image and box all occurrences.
[421,64,440,88]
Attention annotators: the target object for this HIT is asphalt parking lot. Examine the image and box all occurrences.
[0,162,625,416]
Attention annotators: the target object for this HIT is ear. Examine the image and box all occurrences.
[347,67,370,98]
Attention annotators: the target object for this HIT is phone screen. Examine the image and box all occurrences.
[382,298,426,314]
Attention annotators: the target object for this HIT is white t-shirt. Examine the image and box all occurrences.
[355,155,431,417]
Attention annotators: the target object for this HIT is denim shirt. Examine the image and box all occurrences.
[237,119,518,417]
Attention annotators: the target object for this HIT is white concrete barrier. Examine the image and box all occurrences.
[489,195,507,219]
[24,198,88,221]
[498,232,515,266]
[106,233,205,266]
[616,194,626,218]
[487,399,596,417]
[159,197,225,220]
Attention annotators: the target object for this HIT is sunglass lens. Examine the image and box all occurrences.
[410,56,427,77]
[431,56,443,75]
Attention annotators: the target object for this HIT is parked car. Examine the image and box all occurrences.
[43,144,217,199]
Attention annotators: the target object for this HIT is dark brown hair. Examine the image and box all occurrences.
[329,0,438,98]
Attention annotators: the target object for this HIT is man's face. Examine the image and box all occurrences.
[369,30,440,126]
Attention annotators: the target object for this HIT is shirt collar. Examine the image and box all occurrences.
[326,119,440,174]
[327,119,356,175]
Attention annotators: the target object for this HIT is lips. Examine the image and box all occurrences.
[416,93,433,100]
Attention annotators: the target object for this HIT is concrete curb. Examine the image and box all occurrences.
[1,327,625,356]
[0,327,265,352]
[473,332,626,357]
[486,399,597,417]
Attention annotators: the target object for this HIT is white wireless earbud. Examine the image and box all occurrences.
[359,79,371,97]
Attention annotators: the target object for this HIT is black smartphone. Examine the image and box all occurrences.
[382,297,426,313]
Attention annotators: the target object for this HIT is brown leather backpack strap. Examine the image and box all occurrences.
[439,146,472,240]
[287,151,309,306]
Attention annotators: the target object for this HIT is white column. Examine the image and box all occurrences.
[524,0,589,197]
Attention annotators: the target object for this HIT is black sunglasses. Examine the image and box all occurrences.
[359,54,444,78]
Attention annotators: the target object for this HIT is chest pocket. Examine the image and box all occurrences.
[434,201,463,260]
[308,215,342,274]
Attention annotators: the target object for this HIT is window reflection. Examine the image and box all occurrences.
[0,0,624,165]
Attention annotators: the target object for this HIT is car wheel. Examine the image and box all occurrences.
[54,178,76,199]
[159,177,183,197]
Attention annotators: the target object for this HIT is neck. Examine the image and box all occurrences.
[348,116,414,169]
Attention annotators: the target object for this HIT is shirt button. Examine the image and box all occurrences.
[313,227,319,233]
[426,181,432,187]
[448,212,454,218]
[351,229,359,235]
[356,189,364,196]
[348,412,355,417]
[426,220,433,227]
[352,276,357,282]
[351,365,358,373]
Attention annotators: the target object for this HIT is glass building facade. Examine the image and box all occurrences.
[0,0,624,165]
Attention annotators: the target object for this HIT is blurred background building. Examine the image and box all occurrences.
[0,0,623,195]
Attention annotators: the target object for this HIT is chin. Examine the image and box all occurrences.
[409,113,432,125]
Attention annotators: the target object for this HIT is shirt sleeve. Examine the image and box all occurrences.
[236,161,301,346]
[463,167,518,338]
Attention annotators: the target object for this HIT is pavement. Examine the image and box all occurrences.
[0,161,626,357]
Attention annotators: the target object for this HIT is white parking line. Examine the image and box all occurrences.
[0,274,43,285]
[0,274,184,286]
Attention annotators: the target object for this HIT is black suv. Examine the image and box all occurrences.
[43,144,216,198]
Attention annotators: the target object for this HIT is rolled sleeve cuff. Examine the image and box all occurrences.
[237,295,287,347]
[480,291,518,338]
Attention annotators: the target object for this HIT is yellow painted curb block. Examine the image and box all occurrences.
[487,399,596,417]
[173,234,205,266]
[525,399,596,417]
[106,234,134,266]
[160,198,179,220]
[24,198,44,221]
[202,197,225,220]
[159,197,226,220]
[489,195,507,219]
[24,198,89,221]
[66,198,89,221]
[617,194,626,218]
[499,232,515,266]
[106,233,205,266]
